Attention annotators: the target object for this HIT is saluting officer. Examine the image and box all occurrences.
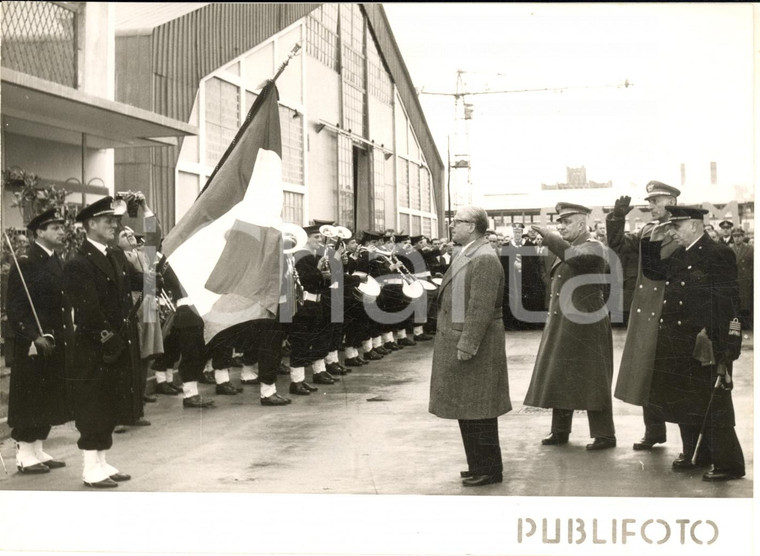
[63,196,144,488]
[524,203,616,450]
[642,206,745,481]
[607,181,680,451]
[6,209,72,474]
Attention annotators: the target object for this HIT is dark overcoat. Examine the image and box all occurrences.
[6,243,73,429]
[429,237,511,420]
[63,240,143,432]
[606,216,678,405]
[641,233,742,426]
[523,231,613,411]
[731,241,753,315]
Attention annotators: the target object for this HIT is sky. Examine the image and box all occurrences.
[383,3,756,206]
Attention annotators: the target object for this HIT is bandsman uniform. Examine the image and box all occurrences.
[6,209,72,474]
[63,197,143,487]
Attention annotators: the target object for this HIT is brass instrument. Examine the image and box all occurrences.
[280,223,308,306]
[369,246,425,300]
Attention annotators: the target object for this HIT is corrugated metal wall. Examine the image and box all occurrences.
[362,4,446,236]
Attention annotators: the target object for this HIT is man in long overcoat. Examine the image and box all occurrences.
[606,181,680,450]
[6,209,72,474]
[63,196,144,488]
[730,228,753,330]
[524,203,616,450]
[642,206,744,481]
[429,205,510,487]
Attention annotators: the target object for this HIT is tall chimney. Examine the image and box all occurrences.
[710,161,717,185]
[680,163,686,186]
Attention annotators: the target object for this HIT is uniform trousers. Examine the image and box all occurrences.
[289,300,329,368]
[551,407,615,439]
[458,418,503,476]
[11,425,51,443]
[679,424,745,473]
[152,321,206,383]
[643,404,667,441]
[239,320,284,385]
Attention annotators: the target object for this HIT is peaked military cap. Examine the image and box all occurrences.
[555,202,591,218]
[665,206,709,221]
[395,233,410,242]
[303,224,322,235]
[27,208,65,232]
[644,180,681,201]
[718,220,734,229]
[75,196,115,223]
[409,235,426,245]
[311,219,335,227]
[360,230,384,243]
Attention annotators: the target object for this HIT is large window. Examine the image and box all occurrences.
[205,77,240,167]
[372,148,385,231]
[306,4,339,71]
[337,135,354,227]
[282,191,304,224]
[398,158,409,210]
[409,161,420,211]
[279,105,304,185]
[367,31,393,105]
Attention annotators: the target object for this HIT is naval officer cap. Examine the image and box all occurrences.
[409,235,426,245]
[718,220,734,229]
[360,230,384,243]
[75,196,115,223]
[555,202,591,218]
[665,206,709,221]
[27,208,65,232]
[644,181,681,201]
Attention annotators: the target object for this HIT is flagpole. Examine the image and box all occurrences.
[271,43,302,84]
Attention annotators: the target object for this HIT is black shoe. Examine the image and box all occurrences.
[312,371,336,385]
[156,382,179,396]
[260,393,291,406]
[384,342,400,351]
[41,459,66,469]
[143,394,157,403]
[84,477,118,488]
[586,437,616,450]
[114,425,127,434]
[398,337,416,347]
[183,395,215,408]
[344,357,364,367]
[357,356,370,365]
[365,350,383,361]
[702,468,745,481]
[323,370,339,381]
[301,381,318,392]
[240,378,261,385]
[541,432,569,445]
[215,382,239,395]
[17,462,50,474]
[131,417,151,427]
[199,371,216,384]
[289,382,311,396]
[672,453,710,470]
[632,436,666,450]
[414,333,434,341]
[462,473,503,487]
[110,472,131,482]
[375,346,390,355]
[460,470,473,478]
[278,363,291,375]
[326,362,347,376]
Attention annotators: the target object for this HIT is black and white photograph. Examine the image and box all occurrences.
[0,3,755,555]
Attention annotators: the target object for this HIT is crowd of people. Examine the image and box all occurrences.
[1,180,752,489]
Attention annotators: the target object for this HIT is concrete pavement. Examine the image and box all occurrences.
[0,328,753,497]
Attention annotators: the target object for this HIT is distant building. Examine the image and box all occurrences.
[541,166,612,190]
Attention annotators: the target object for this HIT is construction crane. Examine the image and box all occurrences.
[418,71,632,224]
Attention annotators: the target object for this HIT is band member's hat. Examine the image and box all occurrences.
[555,202,591,218]
[27,208,65,232]
[395,233,410,242]
[644,181,681,201]
[409,235,426,245]
[75,196,115,223]
[665,206,709,221]
[718,220,734,229]
[360,230,384,243]
[311,219,335,226]
[303,224,322,235]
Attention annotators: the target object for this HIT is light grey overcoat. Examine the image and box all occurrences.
[429,237,511,420]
